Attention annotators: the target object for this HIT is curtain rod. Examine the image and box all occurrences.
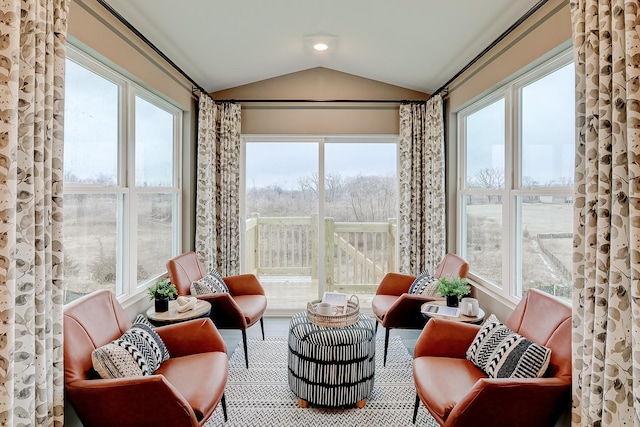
[432,0,550,97]
[207,97,427,104]
[96,0,215,103]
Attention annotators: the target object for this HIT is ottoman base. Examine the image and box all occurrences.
[297,398,367,408]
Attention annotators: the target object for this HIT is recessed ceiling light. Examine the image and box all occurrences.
[304,33,339,54]
[313,43,329,51]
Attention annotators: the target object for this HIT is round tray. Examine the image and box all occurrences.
[307,295,360,328]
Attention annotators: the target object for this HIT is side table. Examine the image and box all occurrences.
[146,299,211,326]
[420,300,485,324]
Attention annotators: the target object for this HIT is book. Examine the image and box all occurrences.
[421,303,460,318]
[321,292,349,315]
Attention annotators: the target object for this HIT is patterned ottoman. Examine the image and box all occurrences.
[287,311,376,408]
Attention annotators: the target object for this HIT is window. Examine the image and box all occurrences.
[458,50,574,303]
[63,46,181,305]
[243,137,398,311]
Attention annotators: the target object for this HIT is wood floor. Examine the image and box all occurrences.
[218,316,421,358]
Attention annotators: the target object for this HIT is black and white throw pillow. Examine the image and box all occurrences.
[190,270,229,295]
[92,314,170,379]
[466,314,551,378]
[408,270,437,295]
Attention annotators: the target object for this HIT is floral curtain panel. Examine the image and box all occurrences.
[194,97,242,275]
[398,96,446,275]
[0,0,69,425]
[570,0,640,425]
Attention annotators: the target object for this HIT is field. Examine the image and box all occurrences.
[63,190,574,306]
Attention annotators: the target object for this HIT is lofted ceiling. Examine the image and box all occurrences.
[103,0,542,94]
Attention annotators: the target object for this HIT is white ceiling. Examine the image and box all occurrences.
[103,0,541,94]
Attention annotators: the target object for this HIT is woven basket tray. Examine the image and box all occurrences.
[307,295,360,328]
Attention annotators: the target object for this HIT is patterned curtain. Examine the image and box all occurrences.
[571,1,640,425]
[0,0,69,425]
[398,95,446,275]
[194,97,242,275]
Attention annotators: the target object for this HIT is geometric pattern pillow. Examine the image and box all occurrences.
[466,314,552,378]
[92,342,148,379]
[91,314,170,379]
[408,270,436,295]
[190,269,229,295]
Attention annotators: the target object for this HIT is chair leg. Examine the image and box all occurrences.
[242,329,249,369]
[383,327,390,366]
[413,392,420,424]
[260,317,265,340]
[375,321,379,334]
[221,393,228,422]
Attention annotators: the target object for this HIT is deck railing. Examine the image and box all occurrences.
[245,214,396,291]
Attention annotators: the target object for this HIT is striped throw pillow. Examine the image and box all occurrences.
[190,270,229,295]
[91,315,170,379]
[466,314,551,378]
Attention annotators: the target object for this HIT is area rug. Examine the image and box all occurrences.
[204,336,439,427]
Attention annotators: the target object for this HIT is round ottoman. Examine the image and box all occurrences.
[287,311,376,408]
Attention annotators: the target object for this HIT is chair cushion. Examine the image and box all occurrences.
[413,356,486,422]
[466,315,551,378]
[156,352,229,421]
[408,270,437,295]
[233,294,267,325]
[91,315,170,379]
[371,294,399,321]
[190,270,229,295]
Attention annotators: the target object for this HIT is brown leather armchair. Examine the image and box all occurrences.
[412,288,571,427]
[372,253,469,365]
[64,290,229,427]
[167,251,267,368]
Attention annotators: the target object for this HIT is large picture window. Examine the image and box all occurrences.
[243,137,398,312]
[458,50,574,303]
[63,46,181,305]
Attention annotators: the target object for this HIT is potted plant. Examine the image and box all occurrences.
[436,277,471,308]
[148,278,178,312]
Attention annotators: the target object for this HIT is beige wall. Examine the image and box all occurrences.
[212,67,429,135]
[444,0,572,320]
[447,0,571,111]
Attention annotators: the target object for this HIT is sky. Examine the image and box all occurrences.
[245,142,397,190]
[465,62,575,187]
[64,58,574,191]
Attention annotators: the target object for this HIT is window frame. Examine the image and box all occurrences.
[456,49,574,305]
[64,44,183,306]
[241,134,399,311]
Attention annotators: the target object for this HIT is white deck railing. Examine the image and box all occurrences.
[245,214,396,291]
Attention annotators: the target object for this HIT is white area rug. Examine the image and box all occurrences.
[205,336,439,427]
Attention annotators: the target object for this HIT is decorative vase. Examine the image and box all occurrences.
[446,295,459,308]
[155,297,169,312]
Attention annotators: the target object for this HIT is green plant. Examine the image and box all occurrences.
[147,278,178,300]
[436,277,471,298]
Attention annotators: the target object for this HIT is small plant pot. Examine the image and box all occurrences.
[155,297,169,313]
[446,295,459,308]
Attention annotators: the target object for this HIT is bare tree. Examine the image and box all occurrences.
[471,168,504,189]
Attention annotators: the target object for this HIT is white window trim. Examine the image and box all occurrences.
[455,49,574,305]
[64,44,183,307]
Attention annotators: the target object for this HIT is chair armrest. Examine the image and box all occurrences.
[66,376,199,427]
[223,274,265,296]
[156,318,226,357]
[376,273,416,296]
[382,293,440,328]
[447,377,571,427]
[414,318,480,358]
[194,292,247,328]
